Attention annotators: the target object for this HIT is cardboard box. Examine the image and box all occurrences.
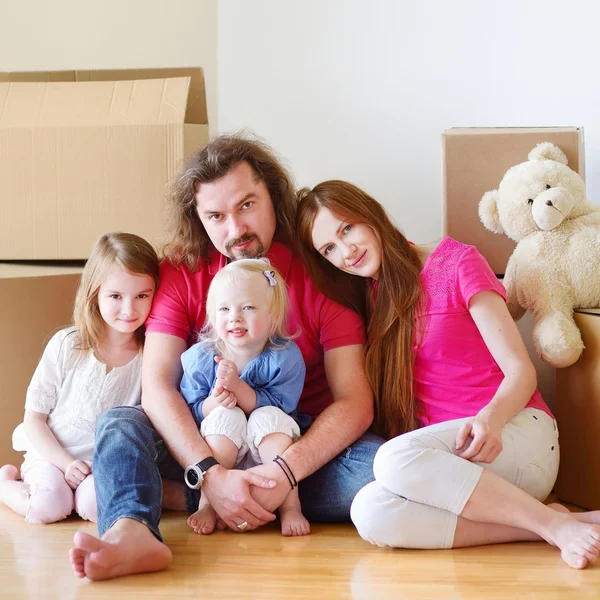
[0,68,209,260]
[443,127,585,275]
[555,309,600,509]
[0,264,82,466]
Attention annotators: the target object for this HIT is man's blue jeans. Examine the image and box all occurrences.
[94,406,384,540]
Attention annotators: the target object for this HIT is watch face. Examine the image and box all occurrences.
[185,465,203,489]
[186,469,200,487]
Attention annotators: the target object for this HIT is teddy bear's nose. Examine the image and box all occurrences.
[546,200,554,206]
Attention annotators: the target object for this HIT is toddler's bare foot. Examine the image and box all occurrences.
[279,505,310,537]
[548,503,600,526]
[69,518,172,581]
[546,512,600,569]
[0,465,19,481]
[187,503,217,535]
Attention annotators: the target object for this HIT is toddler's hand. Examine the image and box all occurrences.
[64,460,92,490]
[214,386,238,409]
[215,357,240,392]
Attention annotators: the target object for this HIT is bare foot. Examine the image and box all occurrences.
[548,503,600,525]
[68,518,172,581]
[187,503,217,535]
[545,512,600,569]
[162,478,187,511]
[279,506,311,537]
[0,465,19,481]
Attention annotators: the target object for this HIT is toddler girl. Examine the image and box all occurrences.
[0,232,159,524]
[180,258,310,537]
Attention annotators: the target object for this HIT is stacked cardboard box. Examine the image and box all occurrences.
[555,309,600,509]
[0,68,209,465]
[0,67,209,259]
[442,127,585,276]
[443,127,599,508]
[0,265,83,465]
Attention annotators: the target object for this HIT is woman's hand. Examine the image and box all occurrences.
[455,415,504,464]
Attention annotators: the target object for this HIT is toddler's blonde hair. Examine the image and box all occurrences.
[200,258,293,353]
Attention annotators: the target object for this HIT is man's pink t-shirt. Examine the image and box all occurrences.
[145,242,365,421]
[414,237,553,427]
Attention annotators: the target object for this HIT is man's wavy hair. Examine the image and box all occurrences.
[164,133,297,271]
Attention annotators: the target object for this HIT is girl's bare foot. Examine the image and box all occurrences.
[187,503,217,535]
[69,518,172,581]
[279,505,310,537]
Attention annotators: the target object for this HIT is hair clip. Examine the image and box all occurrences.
[264,270,277,287]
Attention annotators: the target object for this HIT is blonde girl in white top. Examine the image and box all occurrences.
[0,232,159,524]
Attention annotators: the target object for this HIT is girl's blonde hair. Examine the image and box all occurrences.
[200,258,293,353]
[73,232,160,352]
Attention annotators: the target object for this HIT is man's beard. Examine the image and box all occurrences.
[226,234,264,259]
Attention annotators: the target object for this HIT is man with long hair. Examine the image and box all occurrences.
[69,133,381,581]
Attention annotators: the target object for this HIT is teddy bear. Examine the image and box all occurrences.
[478,142,600,368]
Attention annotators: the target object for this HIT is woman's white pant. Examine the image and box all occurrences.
[351,408,559,549]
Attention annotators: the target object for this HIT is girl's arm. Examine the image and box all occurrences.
[23,409,75,472]
[456,290,537,462]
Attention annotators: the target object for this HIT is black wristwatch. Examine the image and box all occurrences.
[184,457,220,490]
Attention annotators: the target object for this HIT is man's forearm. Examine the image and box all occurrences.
[280,397,373,481]
[143,388,213,468]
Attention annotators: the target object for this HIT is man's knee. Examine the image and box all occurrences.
[96,405,149,439]
[343,432,385,487]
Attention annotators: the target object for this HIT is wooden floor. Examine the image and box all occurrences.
[2,505,600,600]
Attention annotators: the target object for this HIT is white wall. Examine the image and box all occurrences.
[218,0,600,407]
[0,0,218,131]
[218,0,600,245]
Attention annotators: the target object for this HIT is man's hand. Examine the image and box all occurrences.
[456,415,504,464]
[64,460,91,490]
[215,357,240,392]
[201,465,278,531]
[247,461,293,514]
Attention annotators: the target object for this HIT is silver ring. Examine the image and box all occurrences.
[236,520,248,531]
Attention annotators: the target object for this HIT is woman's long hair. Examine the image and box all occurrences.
[297,181,423,439]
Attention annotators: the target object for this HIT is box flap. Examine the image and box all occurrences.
[444,127,582,135]
[575,308,600,316]
[0,77,190,127]
[0,67,207,124]
[0,264,84,279]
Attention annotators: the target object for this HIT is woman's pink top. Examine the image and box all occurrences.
[413,237,552,426]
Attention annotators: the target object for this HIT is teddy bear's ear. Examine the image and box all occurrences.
[478,190,504,234]
[528,142,568,165]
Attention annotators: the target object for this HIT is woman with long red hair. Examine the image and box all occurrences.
[297,180,600,569]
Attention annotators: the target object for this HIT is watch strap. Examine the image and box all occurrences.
[197,456,219,474]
